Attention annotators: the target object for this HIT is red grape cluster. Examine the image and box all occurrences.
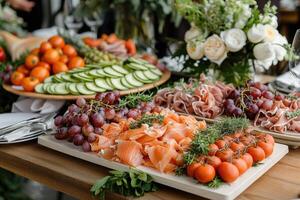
[224,81,281,119]
[0,65,13,84]
[54,91,158,152]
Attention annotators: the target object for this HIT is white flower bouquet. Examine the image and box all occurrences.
[175,0,296,85]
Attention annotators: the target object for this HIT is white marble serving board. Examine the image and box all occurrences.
[38,135,289,200]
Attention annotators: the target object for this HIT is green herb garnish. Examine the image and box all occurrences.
[130,114,164,129]
[91,169,158,200]
[119,92,153,108]
[286,94,299,100]
[184,117,249,164]
[207,177,223,188]
[286,109,300,119]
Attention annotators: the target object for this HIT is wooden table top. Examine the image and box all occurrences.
[0,140,299,200]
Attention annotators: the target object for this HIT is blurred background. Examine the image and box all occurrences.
[0,0,300,199]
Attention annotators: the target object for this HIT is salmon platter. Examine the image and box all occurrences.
[38,91,289,200]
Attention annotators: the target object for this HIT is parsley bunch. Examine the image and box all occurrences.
[90,169,158,200]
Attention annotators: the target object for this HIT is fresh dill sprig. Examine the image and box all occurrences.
[184,117,250,164]
[286,109,300,119]
[119,92,153,108]
[129,114,164,129]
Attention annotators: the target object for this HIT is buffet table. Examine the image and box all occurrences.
[0,141,299,200]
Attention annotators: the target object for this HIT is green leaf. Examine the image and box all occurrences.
[90,176,110,193]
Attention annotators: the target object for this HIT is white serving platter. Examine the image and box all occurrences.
[38,135,289,200]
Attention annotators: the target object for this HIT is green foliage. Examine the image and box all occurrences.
[207,177,223,188]
[90,169,158,199]
[129,114,164,129]
[0,169,31,200]
[119,92,153,108]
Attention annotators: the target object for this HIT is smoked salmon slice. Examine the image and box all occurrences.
[116,141,144,167]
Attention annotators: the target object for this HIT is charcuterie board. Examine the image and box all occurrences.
[3,70,171,100]
[38,135,288,200]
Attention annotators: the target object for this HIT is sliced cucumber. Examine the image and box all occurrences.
[85,82,106,92]
[103,67,123,77]
[53,76,64,83]
[35,84,44,93]
[112,65,129,75]
[89,69,105,78]
[110,78,128,90]
[85,64,100,69]
[48,85,57,94]
[44,77,54,83]
[68,67,89,74]
[133,71,153,83]
[94,78,113,90]
[126,63,148,71]
[42,83,51,93]
[125,73,143,87]
[76,83,95,95]
[95,69,107,77]
[72,73,93,82]
[128,57,148,65]
[61,74,80,83]
[105,78,115,89]
[121,77,135,89]
[143,70,159,80]
[150,68,163,76]
[53,83,69,95]
[68,83,80,95]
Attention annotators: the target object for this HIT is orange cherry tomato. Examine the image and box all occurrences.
[264,134,275,145]
[52,61,68,74]
[25,54,39,69]
[187,163,201,177]
[43,49,60,64]
[194,164,216,184]
[62,44,77,57]
[208,143,219,156]
[16,65,30,76]
[68,56,85,69]
[36,61,51,71]
[10,71,25,86]
[215,139,227,149]
[22,77,39,92]
[257,141,273,157]
[231,132,242,139]
[206,156,222,170]
[217,162,240,183]
[30,48,40,56]
[241,153,253,168]
[30,66,50,82]
[232,158,248,175]
[216,149,233,162]
[39,41,52,54]
[230,142,245,152]
[101,34,108,40]
[48,35,65,49]
[83,37,102,48]
[59,55,69,64]
[106,33,118,44]
[247,146,265,163]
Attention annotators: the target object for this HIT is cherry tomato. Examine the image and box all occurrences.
[43,49,60,64]
[68,56,85,69]
[37,62,51,71]
[30,48,40,56]
[216,149,233,162]
[241,153,253,168]
[232,158,248,175]
[48,35,65,48]
[247,146,265,162]
[22,77,39,92]
[215,140,227,149]
[62,44,77,57]
[208,143,219,156]
[30,66,50,82]
[194,164,216,183]
[218,162,240,183]
[257,141,273,157]
[25,54,39,69]
[10,71,25,86]
[206,156,222,170]
[187,163,201,177]
[16,65,30,76]
[0,47,6,61]
[52,61,68,74]
[40,41,52,54]
[230,142,245,152]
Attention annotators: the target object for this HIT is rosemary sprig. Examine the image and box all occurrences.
[286,94,298,100]
[184,117,249,164]
[130,114,164,129]
[286,109,300,119]
[119,92,153,108]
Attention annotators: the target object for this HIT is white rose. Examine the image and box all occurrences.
[204,34,228,65]
[264,25,278,43]
[253,42,275,61]
[247,24,265,43]
[186,41,204,60]
[221,28,246,52]
[254,59,273,70]
[184,26,202,42]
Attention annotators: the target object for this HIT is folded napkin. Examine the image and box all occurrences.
[12,97,65,114]
[275,71,300,90]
